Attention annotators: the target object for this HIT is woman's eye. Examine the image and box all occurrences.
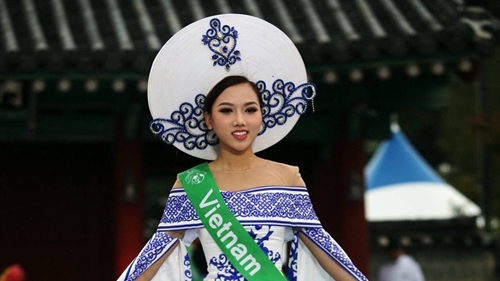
[219,108,232,113]
[246,107,258,113]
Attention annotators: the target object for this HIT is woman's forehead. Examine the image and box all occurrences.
[216,83,259,102]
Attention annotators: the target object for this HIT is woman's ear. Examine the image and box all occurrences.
[204,112,212,130]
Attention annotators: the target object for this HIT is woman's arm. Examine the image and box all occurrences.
[298,232,358,281]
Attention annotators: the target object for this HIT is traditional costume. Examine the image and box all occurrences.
[117,14,369,281]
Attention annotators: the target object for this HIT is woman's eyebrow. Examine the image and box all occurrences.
[216,101,258,107]
[216,102,234,107]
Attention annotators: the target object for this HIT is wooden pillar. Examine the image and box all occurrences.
[312,116,370,276]
[113,139,145,278]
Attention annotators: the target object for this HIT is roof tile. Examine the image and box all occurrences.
[0,0,498,72]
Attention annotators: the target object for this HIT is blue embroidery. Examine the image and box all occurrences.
[202,18,241,71]
[149,79,316,150]
[150,94,219,151]
[249,225,281,264]
[258,79,316,135]
[184,253,193,281]
[288,232,299,281]
[302,228,369,281]
[126,232,176,281]
[209,226,281,281]
[160,191,319,225]
[209,254,240,281]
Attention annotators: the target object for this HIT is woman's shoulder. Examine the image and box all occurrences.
[263,160,305,186]
[264,159,299,173]
[172,178,183,189]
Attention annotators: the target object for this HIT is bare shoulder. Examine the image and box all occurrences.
[171,178,183,189]
[265,160,299,174]
[263,160,304,186]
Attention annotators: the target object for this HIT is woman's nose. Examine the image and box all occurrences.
[233,111,246,126]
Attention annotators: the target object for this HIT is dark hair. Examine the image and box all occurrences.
[203,75,263,114]
[386,238,403,251]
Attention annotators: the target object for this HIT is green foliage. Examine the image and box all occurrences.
[395,47,500,231]
[439,47,500,231]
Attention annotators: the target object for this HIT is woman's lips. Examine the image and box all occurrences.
[232,130,248,140]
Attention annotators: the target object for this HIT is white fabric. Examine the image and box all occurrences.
[152,244,189,281]
[143,228,337,281]
[116,231,180,281]
[296,238,335,281]
[366,182,481,221]
[114,226,337,281]
[378,254,425,281]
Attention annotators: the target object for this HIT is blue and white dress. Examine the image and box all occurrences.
[117,184,369,281]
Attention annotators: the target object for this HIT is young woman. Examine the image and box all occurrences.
[117,14,369,281]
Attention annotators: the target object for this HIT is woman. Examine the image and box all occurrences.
[118,14,369,281]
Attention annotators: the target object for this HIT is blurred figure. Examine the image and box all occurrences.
[0,264,25,281]
[378,240,425,281]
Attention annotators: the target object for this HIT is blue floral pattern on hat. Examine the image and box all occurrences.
[149,80,316,151]
[150,94,219,150]
[202,18,241,71]
[258,79,316,135]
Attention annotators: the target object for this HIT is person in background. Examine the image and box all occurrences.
[378,239,425,281]
[0,264,25,281]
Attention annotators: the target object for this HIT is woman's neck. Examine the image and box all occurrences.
[210,150,263,172]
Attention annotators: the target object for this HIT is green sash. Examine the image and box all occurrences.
[178,163,288,281]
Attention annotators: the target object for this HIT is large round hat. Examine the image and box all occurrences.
[148,13,315,160]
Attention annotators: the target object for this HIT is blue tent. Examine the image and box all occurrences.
[364,126,481,222]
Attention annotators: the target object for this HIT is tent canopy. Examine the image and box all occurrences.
[364,125,481,222]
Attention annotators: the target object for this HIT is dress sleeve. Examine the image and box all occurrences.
[298,228,370,281]
[117,180,197,281]
[285,182,370,281]
[116,232,183,281]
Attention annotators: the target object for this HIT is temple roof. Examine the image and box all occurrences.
[1,0,499,76]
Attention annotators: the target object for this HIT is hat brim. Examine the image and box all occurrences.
[148,14,313,160]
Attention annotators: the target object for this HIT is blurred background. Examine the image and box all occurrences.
[0,0,499,280]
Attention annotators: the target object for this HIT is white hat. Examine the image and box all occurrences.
[148,14,315,160]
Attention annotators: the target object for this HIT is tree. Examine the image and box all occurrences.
[440,47,500,231]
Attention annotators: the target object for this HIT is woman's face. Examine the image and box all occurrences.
[204,82,262,156]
